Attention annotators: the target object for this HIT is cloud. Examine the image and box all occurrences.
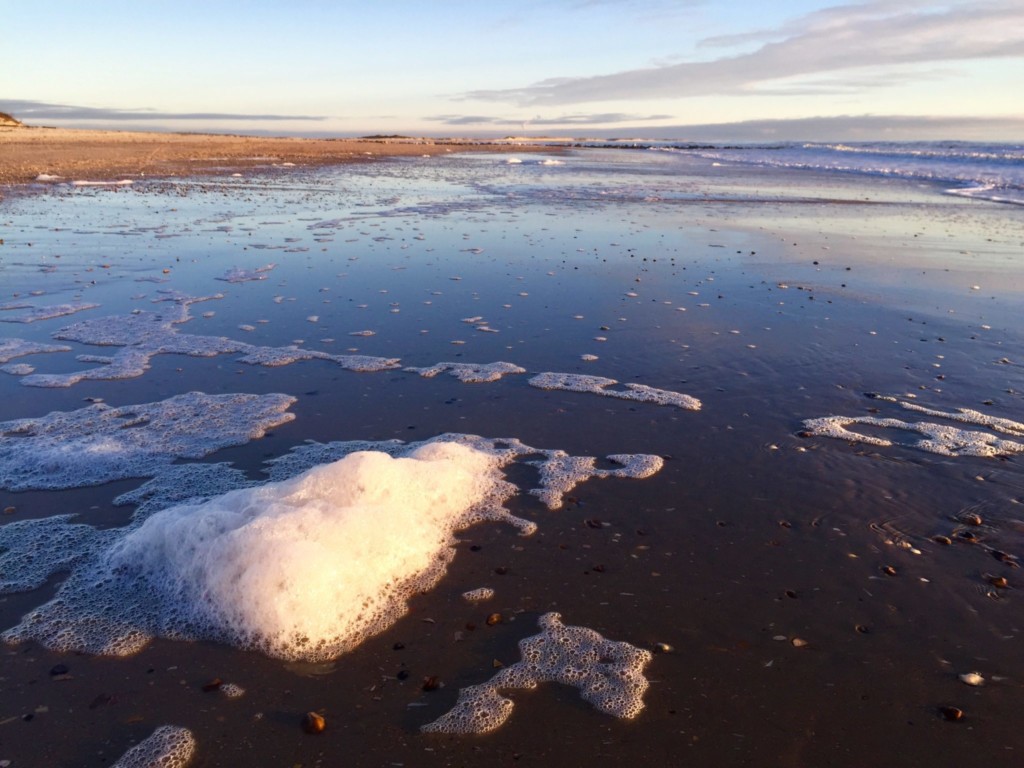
[463,1,1024,105]
[426,112,673,127]
[0,99,326,123]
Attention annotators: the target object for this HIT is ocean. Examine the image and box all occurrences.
[1,145,1023,766]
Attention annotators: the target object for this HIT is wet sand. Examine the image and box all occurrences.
[1,149,1023,767]
[0,126,544,186]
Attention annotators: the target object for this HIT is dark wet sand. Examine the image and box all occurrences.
[1,151,1023,767]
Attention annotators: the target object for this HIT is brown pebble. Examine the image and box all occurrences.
[961,513,983,526]
[485,613,502,626]
[882,566,897,576]
[422,675,441,692]
[989,576,1009,589]
[855,624,871,634]
[933,535,952,546]
[201,678,224,692]
[939,706,964,722]
[302,711,326,734]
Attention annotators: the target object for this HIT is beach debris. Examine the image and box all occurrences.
[111,725,196,767]
[958,671,984,686]
[462,587,495,603]
[302,711,326,734]
[486,613,503,626]
[421,613,652,734]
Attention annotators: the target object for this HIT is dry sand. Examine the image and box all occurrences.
[0,126,543,185]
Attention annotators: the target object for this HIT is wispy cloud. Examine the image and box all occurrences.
[426,112,673,127]
[1,99,326,122]
[463,1,1024,105]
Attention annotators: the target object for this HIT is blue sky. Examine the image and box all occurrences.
[3,0,1023,140]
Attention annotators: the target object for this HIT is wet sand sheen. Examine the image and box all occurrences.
[0,146,1022,766]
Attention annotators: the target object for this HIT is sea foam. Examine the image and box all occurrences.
[422,612,652,733]
[1,434,664,661]
[0,391,295,491]
[111,725,195,768]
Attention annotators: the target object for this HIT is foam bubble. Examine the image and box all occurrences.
[421,612,652,734]
[405,361,527,383]
[0,391,296,490]
[0,363,34,375]
[111,725,195,768]
[462,587,495,603]
[529,372,701,410]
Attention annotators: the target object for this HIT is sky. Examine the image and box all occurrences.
[3,0,1023,141]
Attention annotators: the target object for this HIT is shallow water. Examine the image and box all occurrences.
[1,150,1024,766]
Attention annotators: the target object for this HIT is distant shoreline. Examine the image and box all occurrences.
[0,126,553,187]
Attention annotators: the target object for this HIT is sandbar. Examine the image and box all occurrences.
[0,126,545,186]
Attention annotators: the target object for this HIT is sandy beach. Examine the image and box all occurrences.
[0,126,542,186]
[1,142,1023,767]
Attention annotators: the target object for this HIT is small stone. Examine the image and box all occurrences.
[939,705,964,722]
[302,711,326,734]
[882,566,897,576]
[960,512,983,526]
[933,535,952,546]
[49,664,69,676]
[959,671,984,686]
[201,678,224,692]
[421,675,442,692]
[989,576,1009,589]
[654,642,674,653]
[3,506,15,515]
[485,613,502,626]
[791,638,808,648]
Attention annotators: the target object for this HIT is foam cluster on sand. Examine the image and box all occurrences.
[0,434,664,661]
[528,452,664,509]
[529,372,701,410]
[422,612,652,734]
[0,301,101,324]
[3,442,515,660]
[112,725,195,768]
[803,395,1024,458]
[0,391,295,490]
[405,361,526,383]
[217,263,276,282]
[4,291,398,387]
[0,337,71,363]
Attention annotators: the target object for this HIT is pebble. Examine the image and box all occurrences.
[791,638,808,648]
[485,613,502,626]
[654,642,673,653]
[939,706,964,721]
[959,671,984,686]
[989,576,1009,589]
[302,711,326,734]
[2,506,15,515]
